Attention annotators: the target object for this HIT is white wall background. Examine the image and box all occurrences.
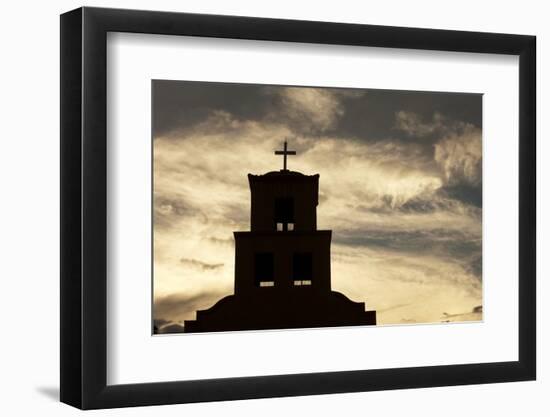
[0,0,546,415]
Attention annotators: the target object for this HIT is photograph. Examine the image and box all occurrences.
[152,81,483,334]
[0,0,541,413]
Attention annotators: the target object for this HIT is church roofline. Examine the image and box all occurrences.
[234,230,332,238]
[248,171,319,182]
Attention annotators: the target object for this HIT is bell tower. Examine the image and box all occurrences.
[249,141,318,232]
[248,171,319,232]
[235,168,331,294]
[184,141,376,332]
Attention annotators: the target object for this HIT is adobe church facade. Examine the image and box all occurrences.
[184,142,376,332]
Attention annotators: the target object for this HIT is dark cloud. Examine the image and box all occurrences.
[153,80,483,326]
[393,110,478,142]
[152,80,274,137]
[330,88,481,143]
[333,227,481,280]
[401,190,481,214]
[154,80,482,208]
[153,80,481,145]
[465,255,482,280]
[334,228,463,252]
[440,184,482,208]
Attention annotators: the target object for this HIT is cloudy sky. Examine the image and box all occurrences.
[152,80,482,333]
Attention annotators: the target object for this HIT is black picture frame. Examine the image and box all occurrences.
[60,6,536,410]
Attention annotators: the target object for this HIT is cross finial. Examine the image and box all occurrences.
[274,140,296,171]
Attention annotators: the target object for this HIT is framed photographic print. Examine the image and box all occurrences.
[60,6,536,409]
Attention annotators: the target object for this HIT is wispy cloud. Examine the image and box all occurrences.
[153,83,482,327]
[275,87,345,132]
[435,127,482,186]
[180,258,224,271]
[394,110,446,137]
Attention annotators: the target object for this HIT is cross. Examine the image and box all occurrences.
[274,140,296,171]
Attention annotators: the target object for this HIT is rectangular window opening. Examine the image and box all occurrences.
[255,253,274,287]
[293,253,313,286]
[274,197,294,231]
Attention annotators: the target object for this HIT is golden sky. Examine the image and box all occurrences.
[153,81,482,333]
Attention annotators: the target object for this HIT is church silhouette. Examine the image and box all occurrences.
[184,141,376,332]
